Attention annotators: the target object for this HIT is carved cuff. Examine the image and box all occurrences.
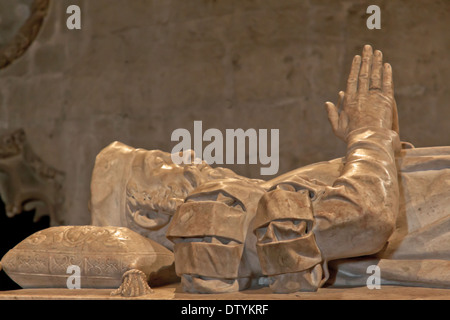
[253,189,323,276]
[256,232,322,276]
[173,242,244,279]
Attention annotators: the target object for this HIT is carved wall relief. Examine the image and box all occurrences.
[0,129,64,223]
[0,0,49,69]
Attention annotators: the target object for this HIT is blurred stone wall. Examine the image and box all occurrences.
[0,0,448,225]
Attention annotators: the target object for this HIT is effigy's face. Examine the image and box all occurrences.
[125,150,207,232]
[253,182,324,293]
[166,178,266,293]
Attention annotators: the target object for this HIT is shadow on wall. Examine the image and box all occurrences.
[0,128,64,290]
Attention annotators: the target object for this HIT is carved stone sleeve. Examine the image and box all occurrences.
[312,127,400,261]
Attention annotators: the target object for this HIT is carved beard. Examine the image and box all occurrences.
[122,165,199,252]
[123,157,248,252]
[124,158,247,231]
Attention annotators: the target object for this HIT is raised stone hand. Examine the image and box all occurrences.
[325,45,399,141]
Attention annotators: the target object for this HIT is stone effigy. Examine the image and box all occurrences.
[90,45,450,294]
[89,145,261,251]
[2,45,449,297]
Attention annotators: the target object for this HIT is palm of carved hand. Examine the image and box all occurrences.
[326,45,399,141]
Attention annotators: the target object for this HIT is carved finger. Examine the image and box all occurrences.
[382,63,394,97]
[339,111,349,137]
[346,55,361,95]
[370,50,383,90]
[358,44,373,93]
[325,102,339,134]
[392,100,400,134]
[337,91,345,111]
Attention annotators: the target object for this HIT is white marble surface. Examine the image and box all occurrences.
[0,283,449,300]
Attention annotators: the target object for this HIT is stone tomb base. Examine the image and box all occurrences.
[0,284,449,300]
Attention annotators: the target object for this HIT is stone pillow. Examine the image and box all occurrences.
[0,226,177,289]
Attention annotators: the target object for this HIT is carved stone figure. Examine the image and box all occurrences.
[248,44,401,293]
[89,142,261,251]
[87,45,450,294]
